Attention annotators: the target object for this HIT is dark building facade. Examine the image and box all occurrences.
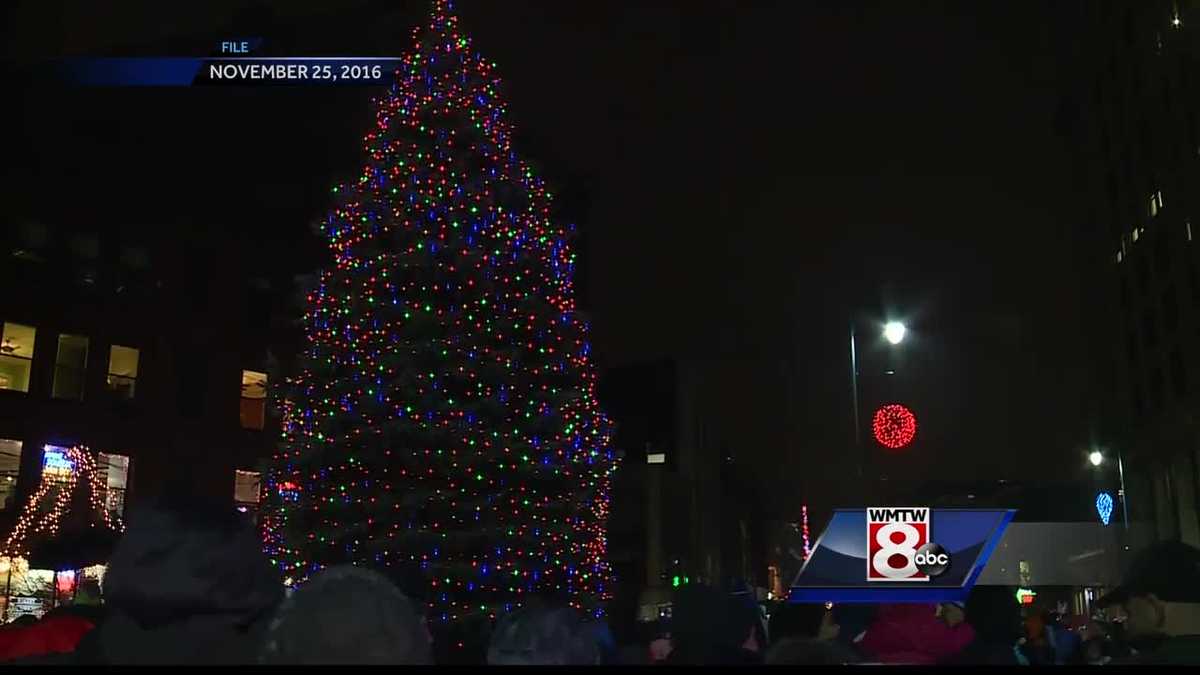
[0,219,297,533]
[600,357,768,624]
[1064,1,1200,547]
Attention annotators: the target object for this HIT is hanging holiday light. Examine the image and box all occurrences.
[1,445,123,560]
[872,403,917,450]
[800,504,812,560]
[1096,491,1114,526]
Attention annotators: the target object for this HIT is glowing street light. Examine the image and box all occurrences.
[1088,450,1104,467]
[883,321,907,345]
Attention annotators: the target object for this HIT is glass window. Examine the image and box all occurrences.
[42,445,75,482]
[234,470,261,512]
[97,453,130,518]
[240,370,268,430]
[0,323,36,393]
[52,334,89,400]
[106,345,139,399]
[0,439,21,511]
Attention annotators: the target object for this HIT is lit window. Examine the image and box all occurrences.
[106,345,139,399]
[52,334,89,400]
[240,370,268,430]
[1150,193,1160,218]
[0,439,22,511]
[1133,227,1141,242]
[1188,219,1193,242]
[98,452,130,517]
[234,470,261,511]
[1117,250,1124,263]
[42,445,74,482]
[0,323,36,393]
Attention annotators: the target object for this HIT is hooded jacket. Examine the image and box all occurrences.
[859,604,975,664]
[74,501,283,665]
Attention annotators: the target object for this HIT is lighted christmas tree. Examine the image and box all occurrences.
[261,0,616,631]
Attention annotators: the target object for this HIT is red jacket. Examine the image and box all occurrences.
[859,604,975,665]
[0,615,95,662]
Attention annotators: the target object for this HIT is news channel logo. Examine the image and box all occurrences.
[867,507,951,581]
[788,507,1014,604]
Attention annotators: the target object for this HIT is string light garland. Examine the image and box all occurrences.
[1095,491,1114,526]
[800,504,811,561]
[261,0,616,631]
[872,404,917,450]
[1,445,123,560]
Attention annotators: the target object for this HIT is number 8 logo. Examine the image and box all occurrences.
[872,522,921,579]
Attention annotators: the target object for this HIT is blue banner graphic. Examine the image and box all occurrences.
[48,57,404,87]
[789,508,1015,604]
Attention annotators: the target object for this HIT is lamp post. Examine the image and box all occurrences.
[850,320,907,480]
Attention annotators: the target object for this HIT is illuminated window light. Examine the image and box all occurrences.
[1132,227,1140,242]
[42,445,75,478]
[1187,219,1193,242]
[646,453,666,465]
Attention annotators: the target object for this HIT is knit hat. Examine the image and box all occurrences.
[260,565,431,665]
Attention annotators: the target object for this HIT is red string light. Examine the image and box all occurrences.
[872,404,917,450]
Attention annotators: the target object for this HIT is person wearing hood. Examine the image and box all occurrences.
[665,584,763,665]
[944,586,1030,665]
[485,598,602,665]
[73,495,284,664]
[858,602,974,664]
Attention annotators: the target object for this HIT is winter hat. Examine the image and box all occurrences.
[260,565,431,665]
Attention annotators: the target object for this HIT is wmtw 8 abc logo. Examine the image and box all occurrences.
[867,507,951,581]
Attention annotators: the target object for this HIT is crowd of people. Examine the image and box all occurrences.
[1,496,1199,665]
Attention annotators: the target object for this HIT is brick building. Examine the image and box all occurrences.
[0,219,300,532]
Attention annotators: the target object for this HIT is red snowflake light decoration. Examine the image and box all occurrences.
[872,403,917,450]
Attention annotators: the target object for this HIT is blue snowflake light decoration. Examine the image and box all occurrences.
[1096,491,1114,526]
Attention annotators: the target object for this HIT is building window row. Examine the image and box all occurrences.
[0,323,138,401]
[0,322,267,431]
[2,439,261,517]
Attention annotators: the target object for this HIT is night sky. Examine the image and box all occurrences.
[5,1,1093,516]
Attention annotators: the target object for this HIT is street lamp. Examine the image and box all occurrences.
[883,321,907,346]
[850,320,908,479]
[1089,448,1129,530]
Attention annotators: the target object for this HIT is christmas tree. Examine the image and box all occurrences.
[261,0,616,632]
